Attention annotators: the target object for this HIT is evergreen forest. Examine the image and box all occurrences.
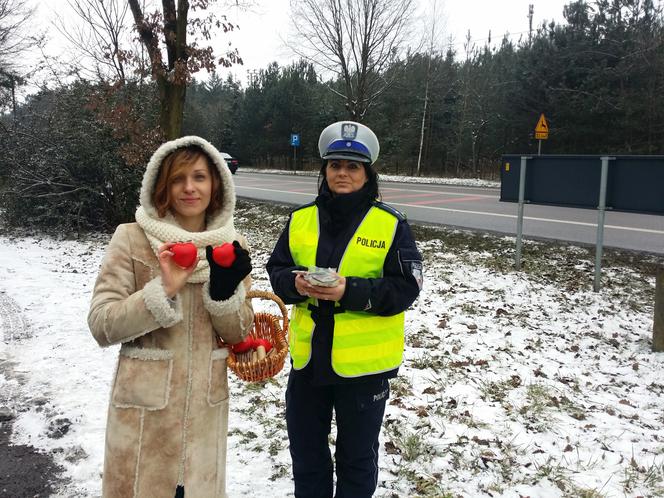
[1,0,663,230]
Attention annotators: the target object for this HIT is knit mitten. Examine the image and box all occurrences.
[206,241,252,301]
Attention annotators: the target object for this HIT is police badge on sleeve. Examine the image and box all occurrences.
[410,261,423,290]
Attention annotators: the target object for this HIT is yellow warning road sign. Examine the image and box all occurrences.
[535,113,549,140]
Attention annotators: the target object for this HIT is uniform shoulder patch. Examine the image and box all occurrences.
[373,201,406,221]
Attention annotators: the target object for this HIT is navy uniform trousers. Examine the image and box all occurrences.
[286,370,390,498]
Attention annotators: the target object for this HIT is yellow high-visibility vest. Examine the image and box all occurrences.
[288,203,405,377]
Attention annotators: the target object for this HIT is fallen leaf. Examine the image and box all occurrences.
[384,441,400,455]
[533,368,548,378]
[472,436,491,446]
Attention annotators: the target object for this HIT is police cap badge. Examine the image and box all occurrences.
[318,121,380,164]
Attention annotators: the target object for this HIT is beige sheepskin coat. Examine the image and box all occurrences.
[88,136,254,498]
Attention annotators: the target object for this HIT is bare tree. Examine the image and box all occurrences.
[127,0,242,139]
[0,0,34,72]
[416,0,444,176]
[54,0,244,141]
[0,0,41,116]
[55,0,136,83]
[44,0,245,165]
[290,0,415,121]
[49,1,159,166]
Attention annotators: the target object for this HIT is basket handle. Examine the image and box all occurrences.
[247,289,289,333]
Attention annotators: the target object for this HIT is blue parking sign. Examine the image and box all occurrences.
[290,133,300,147]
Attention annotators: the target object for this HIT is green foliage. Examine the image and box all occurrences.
[183,73,243,153]
[183,1,664,178]
[183,60,344,171]
[3,0,664,230]
[0,81,143,232]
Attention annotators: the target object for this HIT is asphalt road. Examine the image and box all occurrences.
[233,171,664,255]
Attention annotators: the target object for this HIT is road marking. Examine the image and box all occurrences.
[235,186,664,236]
[382,192,443,201]
[239,176,497,197]
[388,202,664,235]
[405,195,485,206]
[236,186,314,197]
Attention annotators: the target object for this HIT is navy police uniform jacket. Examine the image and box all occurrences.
[266,185,423,385]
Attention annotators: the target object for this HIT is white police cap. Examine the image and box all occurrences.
[318,121,380,164]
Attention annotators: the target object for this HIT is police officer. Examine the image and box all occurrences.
[266,121,422,498]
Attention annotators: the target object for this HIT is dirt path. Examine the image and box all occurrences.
[0,291,67,497]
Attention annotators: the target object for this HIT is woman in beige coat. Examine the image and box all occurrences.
[88,136,254,498]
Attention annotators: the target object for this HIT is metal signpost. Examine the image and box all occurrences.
[534,113,548,155]
[502,154,664,292]
[594,157,613,291]
[290,133,300,172]
[515,156,531,270]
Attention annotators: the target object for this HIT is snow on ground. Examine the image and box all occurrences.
[0,199,663,498]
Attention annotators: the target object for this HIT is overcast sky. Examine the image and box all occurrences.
[32,0,573,87]
[224,0,572,80]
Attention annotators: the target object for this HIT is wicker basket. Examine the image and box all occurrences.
[225,289,289,382]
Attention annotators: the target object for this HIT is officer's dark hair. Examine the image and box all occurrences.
[317,160,381,200]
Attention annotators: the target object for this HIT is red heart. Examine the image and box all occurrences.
[171,242,197,268]
[212,242,236,268]
[231,336,256,354]
[254,338,273,353]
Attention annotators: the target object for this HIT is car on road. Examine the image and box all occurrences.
[220,152,239,174]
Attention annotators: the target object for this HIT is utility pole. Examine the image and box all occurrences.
[416,56,432,177]
[528,4,534,47]
[417,0,438,177]
[246,69,259,87]
[11,77,17,125]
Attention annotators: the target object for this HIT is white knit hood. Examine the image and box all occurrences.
[135,135,238,283]
[138,135,236,227]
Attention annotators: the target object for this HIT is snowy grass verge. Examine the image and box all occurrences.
[0,198,661,498]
